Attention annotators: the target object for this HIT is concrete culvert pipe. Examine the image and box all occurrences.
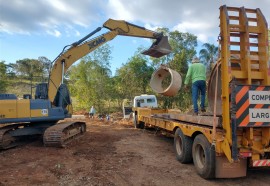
[150,65,182,96]
[207,61,222,115]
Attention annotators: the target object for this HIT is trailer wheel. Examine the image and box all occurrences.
[139,121,145,129]
[192,134,215,179]
[174,128,193,163]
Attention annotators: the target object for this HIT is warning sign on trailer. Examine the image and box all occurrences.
[249,91,270,104]
[249,108,270,122]
[235,85,270,127]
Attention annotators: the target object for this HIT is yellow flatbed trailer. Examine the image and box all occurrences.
[133,5,270,179]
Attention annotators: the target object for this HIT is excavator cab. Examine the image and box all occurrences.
[141,36,172,58]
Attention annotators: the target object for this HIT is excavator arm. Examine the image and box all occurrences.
[48,19,172,105]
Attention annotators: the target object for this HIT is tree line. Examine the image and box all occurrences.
[0,28,218,114]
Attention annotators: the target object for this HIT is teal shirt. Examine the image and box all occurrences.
[184,63,206,85]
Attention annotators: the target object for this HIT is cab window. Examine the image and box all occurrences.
[146,98,155,103]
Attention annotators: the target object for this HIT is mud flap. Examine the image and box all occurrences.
[215,156,247,178]
[142,36,172,58]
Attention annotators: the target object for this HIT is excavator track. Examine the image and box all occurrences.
[43,121,86,147]
[0,124,24,149]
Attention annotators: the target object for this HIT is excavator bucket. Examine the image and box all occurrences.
[142,36,172,58]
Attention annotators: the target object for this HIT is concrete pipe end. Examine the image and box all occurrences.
[150,66,182,97]
[207,62,222,115]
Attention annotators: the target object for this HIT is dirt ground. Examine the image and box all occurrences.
[0,115,270,186]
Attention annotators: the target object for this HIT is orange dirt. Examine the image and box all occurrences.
[0,116,270,185]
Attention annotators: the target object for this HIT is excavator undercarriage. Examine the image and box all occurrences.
[0,121,86,149]
[0,121,86,150]
[43,121,86,147]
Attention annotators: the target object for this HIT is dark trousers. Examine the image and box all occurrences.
[192,80,206,113]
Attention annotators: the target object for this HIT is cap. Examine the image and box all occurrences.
[192,57,200,63]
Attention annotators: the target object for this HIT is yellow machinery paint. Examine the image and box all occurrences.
[219,6,270,163]
[0,99,30,119]
[0,99,48,119]
[133,5,270,179]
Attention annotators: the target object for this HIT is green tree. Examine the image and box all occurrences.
[38,56,51,78]
[199,43,218,75]
[5,63,17,78]
[15,58,44,79]
[0,61,7,93]
[115,49,154,101]
[68,44,112,113]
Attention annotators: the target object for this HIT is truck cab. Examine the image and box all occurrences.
[123,95,158,119]
[133,94,158,108]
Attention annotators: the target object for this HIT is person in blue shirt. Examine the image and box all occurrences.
[89,106,96,119]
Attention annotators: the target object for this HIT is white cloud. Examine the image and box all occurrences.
[105,0,270,44]
[144,24,160,32]
[75,30,81,37]
[0,0,102,36]
[106,0,134,20]
[172,21,213,42]
[0,0,270,44]
[197,34,209,44]
[173,22,209,32]
[46,29,61,37]
[48,0,69,12]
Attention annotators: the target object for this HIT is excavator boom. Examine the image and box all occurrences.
[48,19,172,105]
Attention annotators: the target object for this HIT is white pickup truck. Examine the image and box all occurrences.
[133,94,158,108]
[122,94,158,120]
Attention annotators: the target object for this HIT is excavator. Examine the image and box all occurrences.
[0,19,172,149]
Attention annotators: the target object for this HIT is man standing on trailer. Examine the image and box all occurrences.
[184,57,206,115]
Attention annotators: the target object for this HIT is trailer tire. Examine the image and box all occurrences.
[192,134,215,179]
[138,121,145,129]
[174,128,193,163]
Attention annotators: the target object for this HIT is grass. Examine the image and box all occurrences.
[6,78,46,98]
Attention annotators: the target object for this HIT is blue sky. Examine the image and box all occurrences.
[1,0,270,75]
